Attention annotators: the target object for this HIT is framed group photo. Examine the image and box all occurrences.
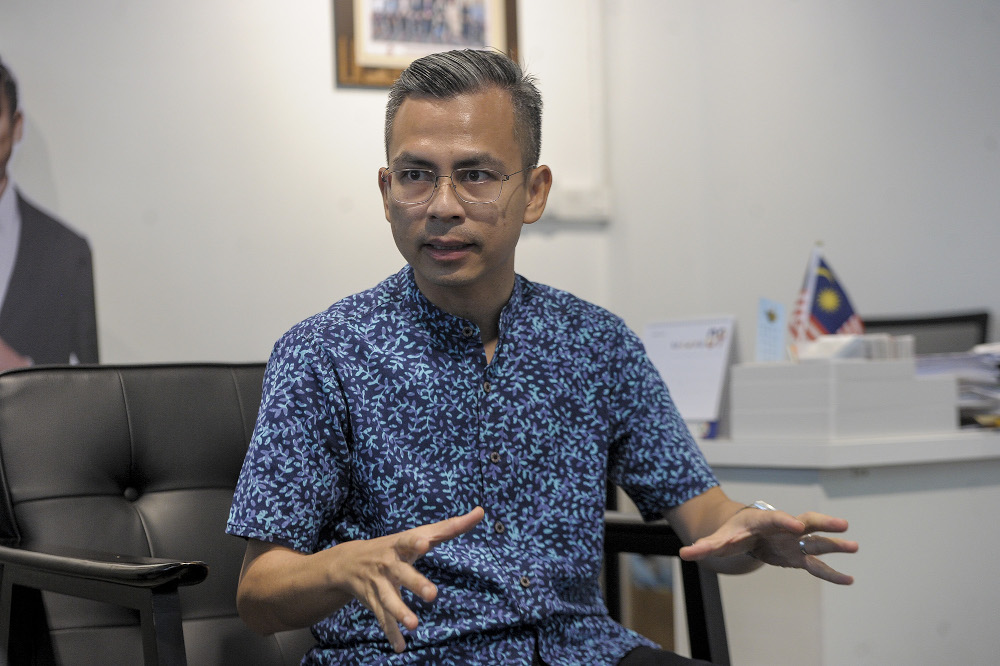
[334,0,519,88]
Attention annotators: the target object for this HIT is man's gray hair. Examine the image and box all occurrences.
[384,49,542,169]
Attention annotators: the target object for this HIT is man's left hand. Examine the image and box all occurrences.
[678,505,858,585]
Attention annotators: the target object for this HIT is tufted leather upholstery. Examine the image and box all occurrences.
[0,363,315,665]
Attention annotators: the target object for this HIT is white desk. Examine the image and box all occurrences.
[696,431,1000,665]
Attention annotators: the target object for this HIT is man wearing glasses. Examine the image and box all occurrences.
[228,49,857,665]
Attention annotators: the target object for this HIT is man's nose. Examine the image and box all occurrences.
[427,174,464,213]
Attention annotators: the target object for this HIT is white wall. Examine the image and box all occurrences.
[0,0,609,363]
[605,0,1000,360]
[2,0,999,364]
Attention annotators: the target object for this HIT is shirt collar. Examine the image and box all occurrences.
[0,180,18,233]
[395,265,529,344]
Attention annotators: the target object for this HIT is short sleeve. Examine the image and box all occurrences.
[226,323,351,552]
[606,328,718,521]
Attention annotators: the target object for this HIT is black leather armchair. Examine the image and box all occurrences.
[0,363,728,665]
[0,363,314,665]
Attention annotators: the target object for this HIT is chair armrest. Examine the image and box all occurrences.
[0,544,207,589]
[604,510,685,556]
[603,510,731,664]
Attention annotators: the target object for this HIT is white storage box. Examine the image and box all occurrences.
[730,358,957,440]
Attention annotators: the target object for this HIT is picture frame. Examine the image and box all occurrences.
[333,0,519,89]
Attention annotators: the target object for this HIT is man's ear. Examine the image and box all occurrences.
[378,168,391,221]
[12,110,23,144]
[522,165,552,225]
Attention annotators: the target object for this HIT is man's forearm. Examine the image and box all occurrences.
[665,486,743,543]
[236,541,352,635]
[664,487,764,575]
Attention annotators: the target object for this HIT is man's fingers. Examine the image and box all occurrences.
[359,508,487,652]
[394,563,439,603]
[380,611,407,653]
[425,506,486,545]
[799,534,859,557]
[797,511,850,534]
[681,505,804,561]
[368,578,419,652]
[349,507,487,653]
[803,554,855,585]
[679,532,750,561]
[363,590,405,652]
[396,507,486,560]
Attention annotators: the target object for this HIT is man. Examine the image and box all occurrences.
[227,49,857,665]
[0,57,98,369]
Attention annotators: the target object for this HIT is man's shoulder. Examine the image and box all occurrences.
[283,270,411,342]
[16,192,90,249]
[521,277,629,332]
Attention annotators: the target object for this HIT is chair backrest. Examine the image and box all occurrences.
[0,363,314,665]
[862,310,990,354]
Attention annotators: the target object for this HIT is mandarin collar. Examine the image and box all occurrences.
[396,265,529,345]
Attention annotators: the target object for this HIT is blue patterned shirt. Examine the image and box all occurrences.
[227,266,718,665]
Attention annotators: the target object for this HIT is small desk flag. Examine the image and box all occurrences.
[789,248,864,342]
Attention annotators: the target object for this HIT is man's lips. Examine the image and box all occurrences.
[423,239,475,260]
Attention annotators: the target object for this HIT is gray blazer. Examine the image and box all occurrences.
[0,192,98,364]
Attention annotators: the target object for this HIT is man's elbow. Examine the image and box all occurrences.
[236,587,284,636]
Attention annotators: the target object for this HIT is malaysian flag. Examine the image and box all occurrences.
[789,248,864,342]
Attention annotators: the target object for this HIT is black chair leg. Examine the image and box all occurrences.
[604,554,622,622]
[2,584,56,666]
[680,560,730,665]
[139,588,187,666]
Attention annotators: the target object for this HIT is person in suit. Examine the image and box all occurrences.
[0,57,98,370]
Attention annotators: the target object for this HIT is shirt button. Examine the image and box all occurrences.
[489,451,501,464]
[494,521,506,534]
[483,381,493,393]
[462,325,475,338]
[519,575,531,588]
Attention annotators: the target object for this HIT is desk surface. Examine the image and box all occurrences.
[698,429,1000,469]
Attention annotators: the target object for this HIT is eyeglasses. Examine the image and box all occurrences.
[381,166,534,205]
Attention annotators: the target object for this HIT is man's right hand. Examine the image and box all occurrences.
[334,506,485,652]
[236,506,485,653]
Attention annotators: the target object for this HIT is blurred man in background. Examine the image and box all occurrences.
[0,56,98,370]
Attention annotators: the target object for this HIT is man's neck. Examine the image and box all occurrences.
[415,274,514,362]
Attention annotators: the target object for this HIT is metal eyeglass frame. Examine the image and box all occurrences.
[381,166,535,205]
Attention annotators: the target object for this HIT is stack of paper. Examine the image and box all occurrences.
[916,345,1000,426]
[730,358,957,440]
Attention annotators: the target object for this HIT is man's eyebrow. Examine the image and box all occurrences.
[390,153,436,170]
[390,152,510,173]
[452,154,508,172]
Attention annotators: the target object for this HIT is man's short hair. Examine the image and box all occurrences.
[0,58,17,118]
[384,49,542,170]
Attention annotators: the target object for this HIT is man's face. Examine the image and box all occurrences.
[0,94,23,192]
[379,87,550,309]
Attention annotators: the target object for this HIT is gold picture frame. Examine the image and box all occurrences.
[334,0,519,89]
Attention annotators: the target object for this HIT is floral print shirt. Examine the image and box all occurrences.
[227,266,718,665]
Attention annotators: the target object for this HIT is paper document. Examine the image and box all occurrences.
[643,317,736,433]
